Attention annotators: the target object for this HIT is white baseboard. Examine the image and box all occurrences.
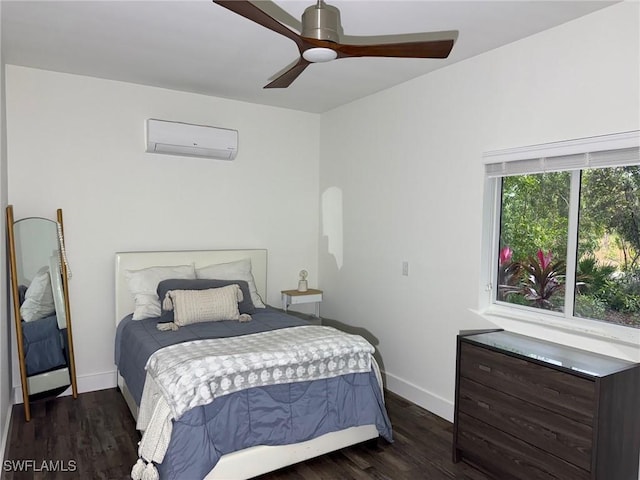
[8,367,456,424]
[75,370,118,393]
[383,371,454,423]
[12,370,117,404]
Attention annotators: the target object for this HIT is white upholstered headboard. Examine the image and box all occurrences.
[114,249,267,325]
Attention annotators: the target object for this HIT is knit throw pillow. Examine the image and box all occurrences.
[159,284,251,329]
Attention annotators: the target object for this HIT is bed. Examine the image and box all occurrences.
[114,249,392,480]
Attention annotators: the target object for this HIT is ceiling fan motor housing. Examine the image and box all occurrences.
[301,2,342,42]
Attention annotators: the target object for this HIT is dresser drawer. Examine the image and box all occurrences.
[459,342,595,424]
[457,413,590,480]
[458,377,592,470]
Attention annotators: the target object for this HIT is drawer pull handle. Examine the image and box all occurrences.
[477,401,490,409]
[478,364,492,373]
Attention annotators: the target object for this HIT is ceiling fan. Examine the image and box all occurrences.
[212,0,458,89]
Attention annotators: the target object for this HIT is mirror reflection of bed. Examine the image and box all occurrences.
[6,206,78,422]
[114,249,393,480]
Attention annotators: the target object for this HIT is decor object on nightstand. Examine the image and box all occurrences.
[297,269,308,292]
[282,288,323,318]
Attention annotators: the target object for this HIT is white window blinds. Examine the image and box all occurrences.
[483,131,640,178]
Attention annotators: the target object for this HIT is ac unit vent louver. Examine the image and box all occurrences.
[146,119,238,160]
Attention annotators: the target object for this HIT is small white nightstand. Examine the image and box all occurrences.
[281,289,323,318]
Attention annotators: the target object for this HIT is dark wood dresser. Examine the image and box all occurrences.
[453,330,640,480]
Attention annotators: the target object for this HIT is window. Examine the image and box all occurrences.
[484,132,640,330]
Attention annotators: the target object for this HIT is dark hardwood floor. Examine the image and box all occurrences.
[3,389,488,480]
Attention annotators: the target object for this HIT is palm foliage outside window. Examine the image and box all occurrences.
[496,166,640,329]
[484,132,640,331]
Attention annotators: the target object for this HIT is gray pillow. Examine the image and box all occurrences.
[156,278,256,324]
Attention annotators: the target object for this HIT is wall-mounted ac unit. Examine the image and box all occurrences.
[146,119,238,160]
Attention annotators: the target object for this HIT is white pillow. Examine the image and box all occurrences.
[166,285,243,326]
[125,264,196,320]
[20,268,56,322]
[196,258,265,308]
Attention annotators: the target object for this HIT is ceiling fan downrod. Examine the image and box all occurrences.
[301,0,341,42]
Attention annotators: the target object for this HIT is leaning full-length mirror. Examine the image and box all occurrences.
[6,206,78,421]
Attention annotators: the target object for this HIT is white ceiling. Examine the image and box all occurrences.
[1,0,615,113]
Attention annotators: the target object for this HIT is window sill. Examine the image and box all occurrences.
[475,305,640,351]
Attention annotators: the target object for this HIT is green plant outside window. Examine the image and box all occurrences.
[497,166,640,329]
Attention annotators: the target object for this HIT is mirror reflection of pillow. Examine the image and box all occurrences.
[20,268,56,322]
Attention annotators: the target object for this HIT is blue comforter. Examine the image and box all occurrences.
[115,308,392,479]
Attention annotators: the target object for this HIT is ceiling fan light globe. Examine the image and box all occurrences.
[303,47,338,63]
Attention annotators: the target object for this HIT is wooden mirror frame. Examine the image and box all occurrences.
[6,205,78,421]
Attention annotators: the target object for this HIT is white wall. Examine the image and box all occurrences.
[0,0,14,460]
[5,66,320,393]
[319,2,640,421]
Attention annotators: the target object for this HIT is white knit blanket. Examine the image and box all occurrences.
[132,326,376,479]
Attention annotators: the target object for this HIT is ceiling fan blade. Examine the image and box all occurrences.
[333,37,457,60]
[341,30,459,47]
[213,1,305,51]
[264,58,311,89]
